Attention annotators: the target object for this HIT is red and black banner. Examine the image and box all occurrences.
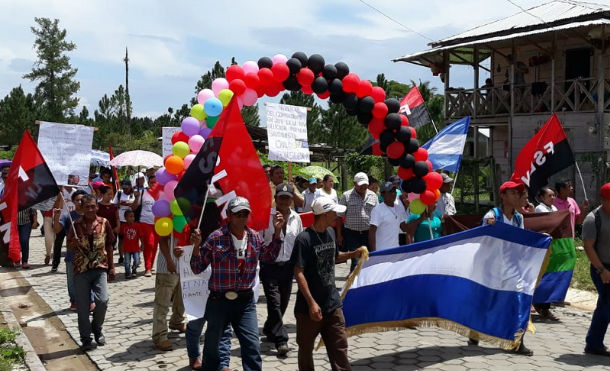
[511,113,574,197]
[174,98,271,231]
[1,130,59,263]
[399,85,432,129]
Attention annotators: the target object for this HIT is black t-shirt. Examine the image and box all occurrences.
[290,227,342,315]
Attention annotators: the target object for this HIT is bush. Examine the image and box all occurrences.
[0,327,25,371]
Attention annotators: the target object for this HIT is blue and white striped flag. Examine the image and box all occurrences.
[421,116,470,172]
[342,222,550,347]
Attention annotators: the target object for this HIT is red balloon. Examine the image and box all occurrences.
[271,63,290,82]
[255,85,266,97]
[266,82,283,97]
[244,72,260,90]
[372,142,382,156]
[386,141,405,159]
[368,118,385,139]
[171,131,189,144]
[413,147,428,162]
[397,166,415,180]
[426,160,433,171]
[371,86,386,103]
[163,153,172,163]
[225,65,245,82]
[409,126,417,139]
[342,73,360,93]
[317,90,330,99]
[356,80,373,98]
[301,85,313,94]
[420,189,436,205]
[401,114,409,126]
[423,171,443,190]
[229,79,246,95]
[296,67,315,86]
[371,102,388,119]
[258,68,274,87]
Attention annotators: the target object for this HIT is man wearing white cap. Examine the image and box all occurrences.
[291,197,365,371]
[337,172,378,272]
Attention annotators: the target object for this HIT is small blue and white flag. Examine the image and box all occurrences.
[342,222,550,348]
[421,116,470,172]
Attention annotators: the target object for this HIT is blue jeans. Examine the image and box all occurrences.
[586,264,610,350]
[74,269,109,344]
[18,223,32,263]
[67,260,94,305]
[186,316,232,367]
[202,294,261,371]
[124,252,140,276]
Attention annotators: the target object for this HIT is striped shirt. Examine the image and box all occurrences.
[339,188,378,231]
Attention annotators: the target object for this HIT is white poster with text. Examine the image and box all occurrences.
[265,103,310,163]
[162,127,181,158]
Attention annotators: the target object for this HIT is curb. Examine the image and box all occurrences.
[0,299,46,371]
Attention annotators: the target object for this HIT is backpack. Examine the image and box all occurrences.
[485,207,522,227]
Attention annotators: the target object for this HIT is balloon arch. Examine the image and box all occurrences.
[151,52,443,236]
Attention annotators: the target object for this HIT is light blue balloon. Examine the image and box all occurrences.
[204,97,223,117]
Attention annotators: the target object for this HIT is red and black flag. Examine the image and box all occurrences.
[108,143,120,191]
[399,85,432,129]
[174,98,271,231]
[511,113,574,196]
[1,131,59,263]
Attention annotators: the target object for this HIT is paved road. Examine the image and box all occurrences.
[9,234,610,370]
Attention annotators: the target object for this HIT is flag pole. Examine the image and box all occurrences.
[450,170,459,195]
[430,119,439,134]
[196,182,211,231]
[575,161,588,201]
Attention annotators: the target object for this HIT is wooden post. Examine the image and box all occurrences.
[509,41,516,169]
[597,26,605,114]
[288,162,293,182]
[443,51,450,119]
[473,46,479,118]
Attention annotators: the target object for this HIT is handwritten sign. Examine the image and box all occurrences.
[266,103,310,163]
[162,127,181,158]
[37,121,94,186]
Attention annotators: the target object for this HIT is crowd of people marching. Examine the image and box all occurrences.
[1,159,609,371]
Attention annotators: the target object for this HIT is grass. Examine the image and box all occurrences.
[0,327,25,371]
[570,239,596,292]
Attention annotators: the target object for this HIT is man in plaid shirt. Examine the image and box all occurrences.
[190,196,285,371]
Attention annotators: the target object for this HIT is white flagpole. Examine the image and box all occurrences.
[196,182,211,231]
[450,170,459,195]
[430,119,439,134]
[427,218,434,240]
[575,161,588,201]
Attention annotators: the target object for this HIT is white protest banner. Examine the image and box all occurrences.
[37,121,94,186]
[265,103,310,163]
[162,127,181,158]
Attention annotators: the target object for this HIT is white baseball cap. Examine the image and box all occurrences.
[354,172,369,186]
[311,197,347,216]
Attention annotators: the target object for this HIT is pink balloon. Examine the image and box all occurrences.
[158,192,172,202]
[197,89,215,105]
[184,153,196,168]
[211,78,229,96]
[164,180,178,200]
[237,97,244,109]
[241,88,257,106]
[272,54,288,64]
[407,192,419,201]
[188,135,205,153]
[242,61,259,75]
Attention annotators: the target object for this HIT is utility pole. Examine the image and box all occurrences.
[124,47,131,134]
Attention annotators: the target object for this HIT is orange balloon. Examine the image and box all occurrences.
[435,189,441,201]
[165,155,184,175]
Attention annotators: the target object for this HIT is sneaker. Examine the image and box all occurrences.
[131,270,137,278]
[276,342,290,356]
[94,333,106,346]
[467,338,479,346]
[51,267,58,272]
[81,340,97,351]
[118,257,124,264]
[22,263,30,269]
[69,302,77,311]
[154,339,173,351]
[169,323,187,333]
[44,255,50,265]
[144,270,152,277]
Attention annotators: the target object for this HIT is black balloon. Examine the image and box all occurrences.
[410,177,427,193]
[397,126,412,143]
[358,96,375,113]
[406,138,419,153]
[292,52,308,66]
[379,129,395,152]
[345,105,358,116]
[343,93,358,110]
[413,161,429,177]
[312,76,328,94]
[328,78,343,95]
[257,57,273,69]
[322,64,337,80]
[400,153,415,169]
[357,112,373,125]
[329,92,345,104]
[308,54,325,74]
[401,179,411,193]
[286,58,302,74]
[283,75,301,91]
[384,113,402,131]
[335,62,350,79]
[388,157,401,166]
[385,98,400,113]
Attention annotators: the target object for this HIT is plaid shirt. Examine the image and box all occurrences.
[339,188,378,231]
[191,225,282,292]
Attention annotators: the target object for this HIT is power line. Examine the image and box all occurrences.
[504,0,547,23]
[358,0,434,42]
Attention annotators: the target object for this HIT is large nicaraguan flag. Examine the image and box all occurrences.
[399,85,432,129]
[342,222,551,348]
[511,113,574,197]
[421,116,470,172]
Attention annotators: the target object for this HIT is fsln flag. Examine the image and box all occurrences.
[108,143,120,191]
[342,222,551,348]
[422,116,470,172]
[174,98,271,231]
[399,86,432,128]
[511,113,574,197]
[0,130,59,263]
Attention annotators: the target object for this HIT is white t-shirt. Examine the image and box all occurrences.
[139,190,156,225]
[370,202,408,251]
[318,188,338,203]
[302,189,319,213]
[261,208,303,263]
[231,234,247,261]
[113,191,136,222]
[483,208,525,229]
[535,203,558,213]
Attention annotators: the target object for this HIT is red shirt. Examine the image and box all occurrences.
[120,223,141,253]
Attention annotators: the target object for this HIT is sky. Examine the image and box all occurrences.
[0,0,549,119]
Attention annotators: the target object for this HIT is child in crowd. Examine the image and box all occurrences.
[120,210,142,279]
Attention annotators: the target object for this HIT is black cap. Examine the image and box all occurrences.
[275,183,294,197]
[380,181,397,193]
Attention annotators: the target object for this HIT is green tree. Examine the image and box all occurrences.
[93,85,133,149]
[279,91,324,144]
[320,103,369,150]
[23,17,80,121]
[0,86,38,145]
[375,73,409,99]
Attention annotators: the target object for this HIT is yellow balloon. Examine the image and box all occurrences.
[154,217,173,236]
[409,198,426,214]
[172,141,190,158]
[218,89,234,107]
[190,104,207,121]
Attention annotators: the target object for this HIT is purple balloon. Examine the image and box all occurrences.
[181,117,201,137]
[151,200,171,218]
[199,127,212,139]
[155,168,177,186]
